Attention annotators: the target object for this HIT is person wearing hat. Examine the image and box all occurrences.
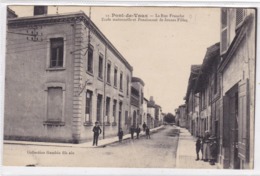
[209,136,218,165]
[92,122,102,146]
[118,128,124,142]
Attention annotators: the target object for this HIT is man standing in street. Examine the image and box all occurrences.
[92,122,102,146]
[136,125,141,139]
[145,126,151,139]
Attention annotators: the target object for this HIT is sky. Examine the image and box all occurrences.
[8,6,220,114]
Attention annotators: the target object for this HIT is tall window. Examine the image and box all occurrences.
[50,38,64,68]
[107,62,111,84]
[106,97,110,122]
[85,90,92,122]
[47,87,63,121]
[87,47,93,73]
[126,75,129,96]
[221,8,228,54]
[97,94,102,123]
[114,68,118,87]
[113,100,117,122]
[98,55,103,79]
[120,72,123,91]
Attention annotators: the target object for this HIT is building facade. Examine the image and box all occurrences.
[130,77,145,127]
[218,8,255,169]
[4,9,133,143]
[181,8,256,169]
[185,65,201,136]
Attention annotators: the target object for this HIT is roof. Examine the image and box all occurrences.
[147,101,155,108]
[131,77,145,86]
[194,43,220,93]
[7,7,17,18]
[7,11,133,71]
[184,65,201,101]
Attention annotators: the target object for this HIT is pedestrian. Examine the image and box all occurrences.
[209,136,218,165]
[145,127,151,139]
[136,125,141,139]
[118,128,124,142]
[195,136,201,161]
[92,122,102,146]
[202,131,210,162]
[130,125,135,139]
[142,122,147,132]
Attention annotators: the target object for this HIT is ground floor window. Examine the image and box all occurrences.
[97,94,102,123]
[47,87,63,121]
[85,90,93,123]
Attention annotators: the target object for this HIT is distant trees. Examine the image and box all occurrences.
[164,113,175,123]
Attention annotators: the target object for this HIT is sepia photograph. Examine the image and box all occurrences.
[2,4,257,171]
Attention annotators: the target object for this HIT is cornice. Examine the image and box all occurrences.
[8,12,133,72]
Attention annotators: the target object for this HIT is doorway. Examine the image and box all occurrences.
[226,84,240,169]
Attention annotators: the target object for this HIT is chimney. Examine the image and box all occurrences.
[33,6,48,16]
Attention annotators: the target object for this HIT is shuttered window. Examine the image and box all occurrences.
[238,79,249,161]
[47,87,63,121]
[221,8,229,54]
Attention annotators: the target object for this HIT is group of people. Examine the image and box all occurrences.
[92,121,151,146]
[195,131,218,165]
[129,122,151,140]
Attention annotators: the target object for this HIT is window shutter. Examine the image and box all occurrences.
[221,8,229,54]
[238,79,249,161]
[221,29,228,53]
[223,95,230,147]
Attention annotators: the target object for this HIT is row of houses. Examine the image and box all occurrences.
[175,8,256,169]
[4,6,163,144]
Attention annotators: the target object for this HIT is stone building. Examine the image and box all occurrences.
[217,8,256,169]
[4,8,133,143]
[184,65,201,136]
[194,43,220,138]
[130,77,145,127]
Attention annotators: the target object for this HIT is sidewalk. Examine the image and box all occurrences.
[4,126,164,148]
[176,127,218,169]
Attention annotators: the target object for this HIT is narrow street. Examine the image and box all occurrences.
[3,125,179,168]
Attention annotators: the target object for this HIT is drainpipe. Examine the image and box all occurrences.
[103,45,107,139]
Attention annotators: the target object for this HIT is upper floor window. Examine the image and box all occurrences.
[107,62,111,84]
[98,55,103,79]
[120,72,123,91]
[114,68,118,87]
[50,38,64,68]
[221,8,228,55]
[87,47,93,73]
[126,75,129,96]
